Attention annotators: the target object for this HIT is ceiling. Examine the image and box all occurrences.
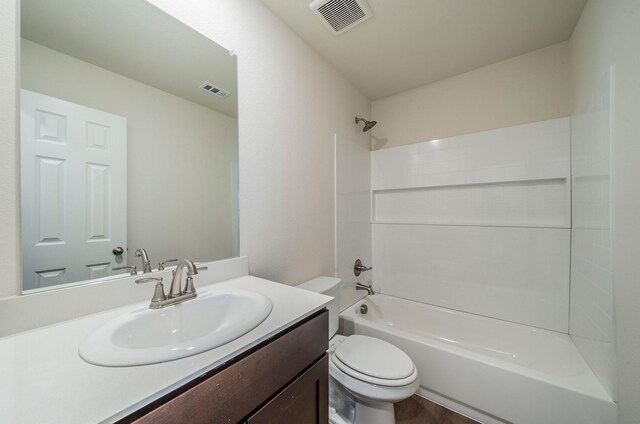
[260,0,586,100]
[21,0,238,118]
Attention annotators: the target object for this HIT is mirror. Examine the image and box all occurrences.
[19,0,238,292]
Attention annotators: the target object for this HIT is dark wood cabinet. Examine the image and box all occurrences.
[248,356,328,424]
[122,309,328,424]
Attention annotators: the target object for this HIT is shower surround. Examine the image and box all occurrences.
[334,117,618,422]
[371,117,571,331]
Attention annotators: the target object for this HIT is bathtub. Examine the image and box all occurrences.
[339,295,616,424]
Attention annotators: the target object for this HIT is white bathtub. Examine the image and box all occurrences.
[339,295,616,424]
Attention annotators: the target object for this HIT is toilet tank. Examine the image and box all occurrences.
[297,276,341,338]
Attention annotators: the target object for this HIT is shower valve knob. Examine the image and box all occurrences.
[354,259,372,276]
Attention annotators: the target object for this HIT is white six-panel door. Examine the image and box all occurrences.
[20,89,127,290]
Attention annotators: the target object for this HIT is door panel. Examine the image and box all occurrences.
[21,89,127,290]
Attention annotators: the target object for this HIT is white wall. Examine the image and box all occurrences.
[147,0,371,286]
[0,0,371,299]
[570,1,640,421]
[371,42,571,150]
[0,0,20,298]
[21,39,238,270]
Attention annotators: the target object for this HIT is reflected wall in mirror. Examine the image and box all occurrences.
[20,0,239,292]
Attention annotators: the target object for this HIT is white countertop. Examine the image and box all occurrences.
[0,275,332,424]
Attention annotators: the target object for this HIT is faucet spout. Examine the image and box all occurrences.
[169,259,198,298]
[135,248,152,273]
[135,259,206,309]
[356,282,375,296]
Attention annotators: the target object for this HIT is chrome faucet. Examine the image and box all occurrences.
[356,282,375,296]
[135,248,152,273]
[135,259,208,309]
[169,259,208,299]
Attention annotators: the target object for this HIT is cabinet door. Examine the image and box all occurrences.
[248,355,328,424]
[126,310,328,424]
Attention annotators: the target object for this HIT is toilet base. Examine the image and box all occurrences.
[355,400,395,424]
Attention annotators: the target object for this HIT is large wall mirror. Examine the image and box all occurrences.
[20,0,239,292]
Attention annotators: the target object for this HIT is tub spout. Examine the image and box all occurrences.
[356,282,375,296]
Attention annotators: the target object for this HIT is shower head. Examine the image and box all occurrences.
[355,117,377,132]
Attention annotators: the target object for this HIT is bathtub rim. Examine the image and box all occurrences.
[339,294,613,403]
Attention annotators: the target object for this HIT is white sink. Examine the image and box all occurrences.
[79,289,273,366]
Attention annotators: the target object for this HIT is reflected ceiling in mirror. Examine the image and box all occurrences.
[20,0,239,292]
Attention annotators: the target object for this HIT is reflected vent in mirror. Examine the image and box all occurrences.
[310,0,373,35]
[199,82,230,98]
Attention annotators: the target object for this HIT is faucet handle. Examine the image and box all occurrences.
[135,277,167,307]
[158,258,178,270]
[113,265,137,275]
[189,265,208,276]
[354,259,372,277]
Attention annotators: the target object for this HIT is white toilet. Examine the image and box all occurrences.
[298,277,419,424]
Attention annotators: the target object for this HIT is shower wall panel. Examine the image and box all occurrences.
[371,118,571,331]
[335,134,372,311]
[569,69,615,398]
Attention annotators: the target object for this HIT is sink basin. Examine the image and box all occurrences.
[79,289,273,366]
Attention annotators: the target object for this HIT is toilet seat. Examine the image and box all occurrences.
[331,354,418,387]
[329,355,420,404]
[331,335,417,387]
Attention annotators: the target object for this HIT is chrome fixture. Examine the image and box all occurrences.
[360,304,369,314]
[114,265,137,275]
[135,248,152,273]
[169,259,208,299]
[112,246,125,256]
[356,282,375,296]
[135,277,167,309]
[355,117,377,132]
[135,259,208,309]
[353,259,372,276]
[158,258,178,270]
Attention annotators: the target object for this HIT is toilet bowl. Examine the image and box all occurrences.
[329,334,420,423]
[297,277,419,424]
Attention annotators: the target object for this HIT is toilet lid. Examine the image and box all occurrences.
[331,354,418,387]
[333,335,415,380]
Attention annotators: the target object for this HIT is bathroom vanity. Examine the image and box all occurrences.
[0,268,332,424]
[125,310,328,423]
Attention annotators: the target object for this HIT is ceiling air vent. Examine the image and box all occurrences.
[199,82,230,98]
[310,0,373,35]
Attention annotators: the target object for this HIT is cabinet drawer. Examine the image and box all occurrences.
[248,355,328,424]
[129,309,328,424]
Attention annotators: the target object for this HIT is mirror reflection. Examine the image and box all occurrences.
[20,0,239,292]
